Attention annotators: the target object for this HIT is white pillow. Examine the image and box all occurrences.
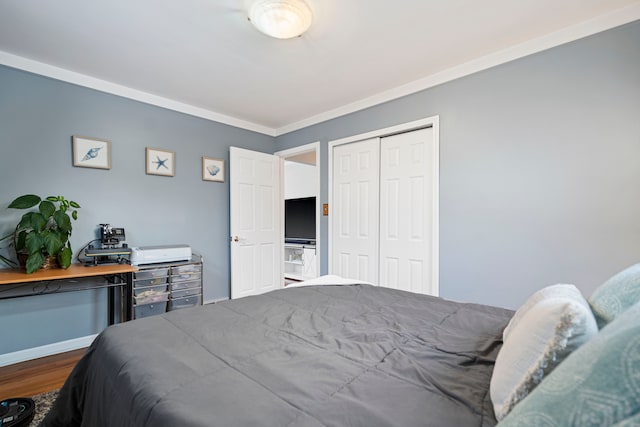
[490,284,598,421]
[502,283,587,341]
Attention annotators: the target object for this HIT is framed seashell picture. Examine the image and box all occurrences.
[202,156,224,182]
[146,147,175,177]
[72,135,111,170]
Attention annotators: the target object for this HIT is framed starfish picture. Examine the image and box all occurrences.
[202,157,224,182]
[72,135,111,170]
[146,147,175,177]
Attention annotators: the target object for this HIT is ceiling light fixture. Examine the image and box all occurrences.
[248,0,313,40]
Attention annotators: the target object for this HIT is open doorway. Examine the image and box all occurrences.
[275,142,320,286]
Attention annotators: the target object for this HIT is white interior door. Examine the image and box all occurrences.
[379,128,437,295]
[230,147,282,299]
[330,138,380,283]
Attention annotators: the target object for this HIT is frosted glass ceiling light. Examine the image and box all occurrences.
[249,0,313,39]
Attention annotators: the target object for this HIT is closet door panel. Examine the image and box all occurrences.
[331,138,379,283]
[379,128,435,295]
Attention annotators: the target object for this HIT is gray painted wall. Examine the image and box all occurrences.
[0,66,274,354]
[275,21,640,310]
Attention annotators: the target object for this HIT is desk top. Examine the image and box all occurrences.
[0,264,138,285]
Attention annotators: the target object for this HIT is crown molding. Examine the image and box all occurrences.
[275,5,640,136]
[1,4,638,139]
[0,51,277,136]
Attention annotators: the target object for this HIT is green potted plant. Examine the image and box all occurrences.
[2,195,81,273]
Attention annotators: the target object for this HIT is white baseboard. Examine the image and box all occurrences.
[0,300,229,367]
[0,301,231,366]
[0,334,98,367]
[204,297,229,305]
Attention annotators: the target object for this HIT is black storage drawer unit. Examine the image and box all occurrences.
[132,255,203,319]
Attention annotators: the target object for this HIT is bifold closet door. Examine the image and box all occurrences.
[379,127,436,295]
[331,138,380,283]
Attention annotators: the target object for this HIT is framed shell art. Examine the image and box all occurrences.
[72,135,111,169]
[146,147,175,177]
[202,157,224,182]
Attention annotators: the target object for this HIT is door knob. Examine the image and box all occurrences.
[233,236,240,242]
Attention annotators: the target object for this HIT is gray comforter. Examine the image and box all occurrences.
[43,284,513,427]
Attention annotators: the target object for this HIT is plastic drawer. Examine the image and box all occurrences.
[171,271,201,283]
[134,284,168,296]
[134,301,167,319]
[134,290,170,305]
[171,264,201,274]
[171,288,201,299]
[134,277,168,287]
[169,294,202,311]
[134,268,169,280]
[170,279,201,291]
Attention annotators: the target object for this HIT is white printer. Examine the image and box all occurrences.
[129,244,192,266]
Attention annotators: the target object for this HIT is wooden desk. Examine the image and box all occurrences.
[0,264,137,325]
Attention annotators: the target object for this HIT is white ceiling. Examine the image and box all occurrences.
[0,1,639,136]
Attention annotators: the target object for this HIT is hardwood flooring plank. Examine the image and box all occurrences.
[0,349,85,400]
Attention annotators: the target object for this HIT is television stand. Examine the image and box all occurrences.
[284,242,317,281]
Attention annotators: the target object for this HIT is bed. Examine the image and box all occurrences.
[42,282,513,427]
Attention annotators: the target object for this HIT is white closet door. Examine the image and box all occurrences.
[331,138,380,283]
[379,128,436,295]
[330,124,438,296]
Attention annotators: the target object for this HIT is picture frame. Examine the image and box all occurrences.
[72,135,111,170]
[202,157,224,182]
[146,147,175,177]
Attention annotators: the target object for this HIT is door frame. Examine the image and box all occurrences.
[327,116,440,295]
[274,141,321,283]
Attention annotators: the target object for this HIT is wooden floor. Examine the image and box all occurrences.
[0,349,85,400]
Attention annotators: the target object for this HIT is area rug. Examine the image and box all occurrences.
[29,389,58,426]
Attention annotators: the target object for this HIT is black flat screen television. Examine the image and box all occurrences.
[285,197,316,244]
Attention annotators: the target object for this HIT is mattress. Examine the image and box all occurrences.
[42,283,513,427]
